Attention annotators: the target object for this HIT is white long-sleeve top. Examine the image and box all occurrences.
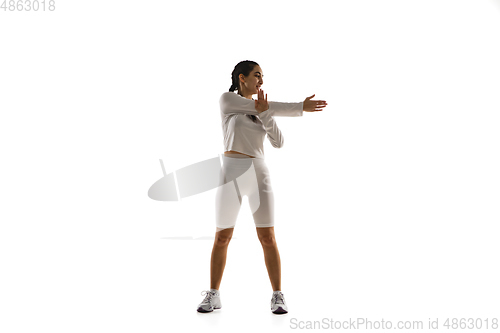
[219,91,304,159]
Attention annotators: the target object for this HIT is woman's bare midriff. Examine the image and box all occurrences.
[224,150,255,158]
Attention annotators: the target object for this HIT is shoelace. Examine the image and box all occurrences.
[201,290,216,303]
[272,292,285,305]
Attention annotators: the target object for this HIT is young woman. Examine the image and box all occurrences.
[197,60,327,314]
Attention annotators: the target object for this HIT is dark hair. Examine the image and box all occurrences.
[229,60,259,123]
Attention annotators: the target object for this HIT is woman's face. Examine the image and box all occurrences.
[239,65,264,96]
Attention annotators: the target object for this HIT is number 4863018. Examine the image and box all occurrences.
[1,0,56,11]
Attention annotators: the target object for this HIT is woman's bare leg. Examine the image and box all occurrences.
[210,227,234,290]
[256,226,281,291]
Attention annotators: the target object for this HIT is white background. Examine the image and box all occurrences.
[1,0,499,332]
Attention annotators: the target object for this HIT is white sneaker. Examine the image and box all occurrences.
[197,289,221,313]
[271,291,288,314]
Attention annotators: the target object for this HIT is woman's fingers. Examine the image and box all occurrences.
[316,101,327,110]
[314,100,327,109]
[304,98,328,112]
[258,88,268,103]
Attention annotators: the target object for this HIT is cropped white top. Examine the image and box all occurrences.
[219,91,304,159]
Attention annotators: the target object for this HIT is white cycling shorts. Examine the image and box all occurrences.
[215,155,274,230]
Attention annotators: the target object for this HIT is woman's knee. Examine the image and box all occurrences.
[215,227,234,246]
[215,236,232,246]
[258,235,276,247]
[256,227,276,247]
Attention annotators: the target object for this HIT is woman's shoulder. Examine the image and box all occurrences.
[220,91,235,97]
[219,91,238,103]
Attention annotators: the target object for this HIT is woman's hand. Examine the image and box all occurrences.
[254,88,269,113]
[303,94,327,112]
